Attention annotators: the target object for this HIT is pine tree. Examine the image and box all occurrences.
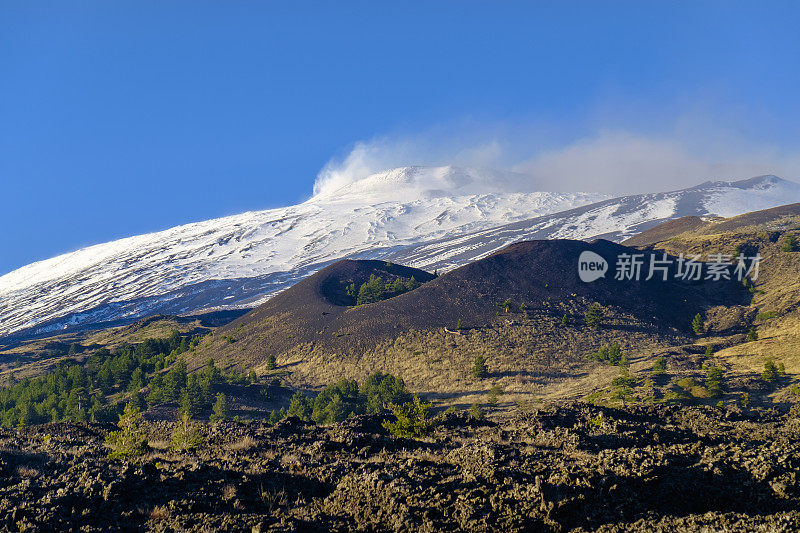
[170,413,204,452]
[747,327,759,342]
[781,234,797,252]
[382,396,432,438]
[210,393,229,422]
[692,313,705,335]
[105,403,148,461]
[357,274,385,305]
[286,391,313,421]
[706,366,724,397]
[472,355,488,379]
[585,304,603,330]
[265,353,277,371]
[762,359,779,382]
[179,376,203,418]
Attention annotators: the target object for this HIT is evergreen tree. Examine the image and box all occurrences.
[781,234,798,252]
[170,413,204,452]
[179,375,204,418]
[692,313,705,335]
[585,304,603,330]
[210,393,229,422]
[362,372,410,414]
[105,403,148,461]
[390,277,406,294]
[128,390,145,412]
[312,378,361,424]
[472,355,488,379]
[356,274,385,305]
[382,396,432,438]
[406,276,421,290]
[265,354,277,371]
[487,385,503,406]
[706,366,724,397]
[127,367,145,393]
[747,327,759,342]
[286,391,313,421]
[762,359,779,382]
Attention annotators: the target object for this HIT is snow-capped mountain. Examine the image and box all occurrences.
[1,167,798,339]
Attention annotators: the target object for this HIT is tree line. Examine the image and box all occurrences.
[0,331,255,428]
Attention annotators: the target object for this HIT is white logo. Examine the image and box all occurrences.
[578,251,608,282]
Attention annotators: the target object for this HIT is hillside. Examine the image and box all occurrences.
[635,202,800,387]
[192,238,745,404]
[3,172,799,341]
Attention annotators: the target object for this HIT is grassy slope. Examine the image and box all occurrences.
[638,207,800,403]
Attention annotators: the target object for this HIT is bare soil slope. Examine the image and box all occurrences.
[194,240,746,395]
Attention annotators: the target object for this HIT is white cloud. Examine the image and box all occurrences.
[515,130,800,195]
[313,122,800,198]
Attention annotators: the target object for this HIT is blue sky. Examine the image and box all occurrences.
[1,1,799,275]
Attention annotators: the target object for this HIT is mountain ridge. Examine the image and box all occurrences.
[1,169,799,340]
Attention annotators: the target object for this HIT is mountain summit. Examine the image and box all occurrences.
[1,170,799,340]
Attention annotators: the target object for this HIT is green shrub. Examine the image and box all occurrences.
[651,357,667,376]
[468,403,485,421]
[286,391,313,421]
[487,385,503,406]
[585,304,603,330]
[588,342,625,366]
[664,390,692,402]
[676,377,697,391]
[781,234,797,252]
[611,370,636,403]
[312,379,361,424]
[706,366,724,397]
[105,403,148,461]
[747,327,758,342]
[704,345,714,358]
[362,372,411,414]
[472,355,488,379]
[356,274,385,305]
[170,413,205,452]
[762,359,779,383]
[739,392,750,407]
[210,393,229,423]
[756,311,778,321]
[382,396,432,438]
[692,313,705,335]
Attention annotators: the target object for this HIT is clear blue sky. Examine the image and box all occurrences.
[1,1,799,275]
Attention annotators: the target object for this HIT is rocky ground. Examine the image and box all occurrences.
[1,402,800,532]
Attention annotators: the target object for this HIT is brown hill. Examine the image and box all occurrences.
[622,216,708,247]
[625,203,800,247]
[193,239,746,397]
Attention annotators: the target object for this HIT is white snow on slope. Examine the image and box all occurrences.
[1,168,799,339]
[0,167,605,337]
